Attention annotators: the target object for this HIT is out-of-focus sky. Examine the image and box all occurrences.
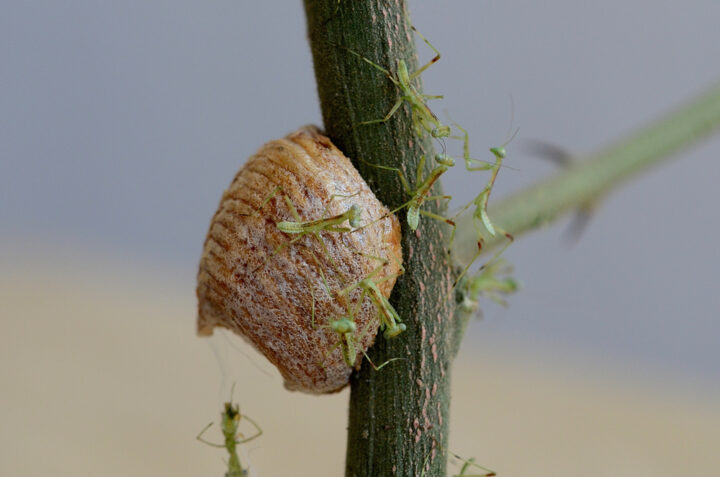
[2,1,720,475]
[3,0,719,384]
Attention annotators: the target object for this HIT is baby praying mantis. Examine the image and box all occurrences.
[452,453,497,477]
[324,306,400,370]
[327,315,358,367]
[309,273,360,368]
[309,262,403,371]
[276,199,362,235]
[451,121,498,173]
[451,127,519,285]
[275,197,362,271]
[322,307,402,370]
[308,251,405,371]
[452,122,518,235]
[420,443,496,477]
[244,186,362,234]
[247,187,363,272]
[363,152,456,232]
[457,259,518,314]
[345,20,451,140]
[196,387,263,477]
[339,254,407,339]
[273,188,362,245]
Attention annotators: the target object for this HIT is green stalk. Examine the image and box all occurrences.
[305,1,454,476]
[304,0,720,474]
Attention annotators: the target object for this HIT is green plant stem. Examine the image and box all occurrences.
[304,1,454,476]
[452,82,720,264]
[304,0,720,473]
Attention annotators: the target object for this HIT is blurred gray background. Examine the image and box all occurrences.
[2,1,720,475]
[3,0,719,384]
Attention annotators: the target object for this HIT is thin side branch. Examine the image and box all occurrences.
[452,82,720,264]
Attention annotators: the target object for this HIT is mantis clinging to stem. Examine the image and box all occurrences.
[345,17,451,140]
[363,152,456,232]
[457,259,518,314]
[451,124,519,285]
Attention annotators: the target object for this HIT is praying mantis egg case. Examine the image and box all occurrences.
[197,126,402,394]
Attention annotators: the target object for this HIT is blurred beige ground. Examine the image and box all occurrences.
[1,244,718,476]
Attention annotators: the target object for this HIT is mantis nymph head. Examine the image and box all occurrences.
[347,204,362,228]
[330,317,357,335]
[489,146,507,160]
[435,153,456,167]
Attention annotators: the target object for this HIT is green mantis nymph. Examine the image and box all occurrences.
[275,198,362,270]
[365,153,456,231]
[197,389,262,477]
[339,256,407,339]
[457,259,518,313]
[451,131,518,285]
[421,442,496,477]
[307,258,360,368]
[248,187,363,272]
[326,312,404,370]
[308,270,360,367]
[244,186,362,237]
[452,123,518,236]
[452,453,497,477]
[345,21,451,140]
[310,266,402,370]
[322,308,403,370]
[451,120,499,173]
[328,315,358,367]
[276,201,362,235]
